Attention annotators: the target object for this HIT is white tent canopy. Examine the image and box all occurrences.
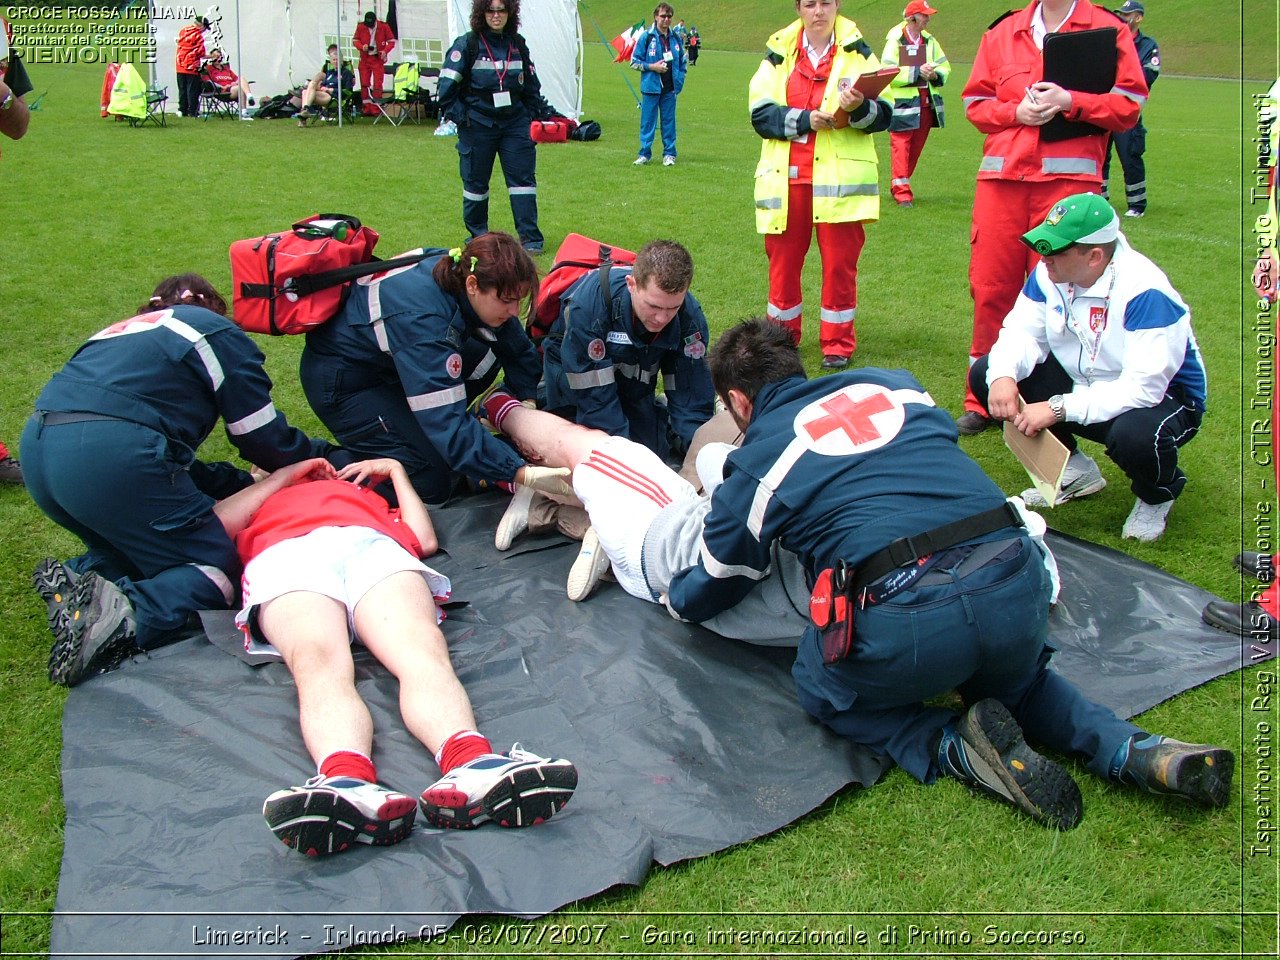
[147,0,582,117]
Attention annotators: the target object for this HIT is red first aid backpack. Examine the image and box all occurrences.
[530,116,576,143]
[529,233,637,346]
[230,214,428,335]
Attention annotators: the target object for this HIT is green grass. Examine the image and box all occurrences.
[0,4,1275,957]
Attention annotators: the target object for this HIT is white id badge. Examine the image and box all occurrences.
[493,90,512,108]
[663,50,674,62]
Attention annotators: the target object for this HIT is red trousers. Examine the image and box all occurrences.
[765,182,863,358]
[966,178,1095,413]
[889,110,934,204]
[359,56,385,105]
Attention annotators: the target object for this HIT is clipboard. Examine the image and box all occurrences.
[830,68,897,128]
[1040,27,1117,142]
[1002,400,1070,506]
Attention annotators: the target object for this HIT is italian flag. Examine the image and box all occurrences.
[610,21,645,63]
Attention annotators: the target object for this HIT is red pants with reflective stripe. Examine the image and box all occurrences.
[765,182,863,358]
[889,116,934,204]
[966,178,1096,413]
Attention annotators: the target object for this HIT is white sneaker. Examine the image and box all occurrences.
[239,110,254,121]
[1021,452,1107,508]
[633,155,650,165]
[419,745,578,829]
[263,776,417,856]
[1122,498,1173,542]
[495,484,535,551]
[1124,208,1144,218]
[567,527,610,601]
[662,155,676,166]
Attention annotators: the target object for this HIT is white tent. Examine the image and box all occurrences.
[147,0,582,117]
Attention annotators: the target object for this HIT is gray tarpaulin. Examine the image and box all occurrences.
[50,496,1266,960]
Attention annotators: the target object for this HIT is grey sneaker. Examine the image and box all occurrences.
[1112,734,1233,808]
[938,699,1083,830]
[566,527,610,601]
[1121,498,1172,542]
[633,155,650,166]
[47,573,138,686]
[1021,452,1106,507]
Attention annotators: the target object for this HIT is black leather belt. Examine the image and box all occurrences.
[852,501,1024,594]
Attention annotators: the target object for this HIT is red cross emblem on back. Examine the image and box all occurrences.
[795,384,905,455]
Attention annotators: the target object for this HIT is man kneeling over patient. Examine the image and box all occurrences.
[216,456,576,856]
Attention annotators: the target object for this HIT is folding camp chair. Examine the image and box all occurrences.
[371,62,437,127]
[198,75,238,119]
[133,85,168,127]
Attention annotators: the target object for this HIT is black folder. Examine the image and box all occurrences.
[1040,27,1117,142]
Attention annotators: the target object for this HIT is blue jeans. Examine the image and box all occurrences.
[638,90,677,159]
[792,536,1142,782]
[21,416,240,649]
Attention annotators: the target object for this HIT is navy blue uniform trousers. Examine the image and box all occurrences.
[21,417,238,649]
[457,117,542,247]
[792,536,1142,782]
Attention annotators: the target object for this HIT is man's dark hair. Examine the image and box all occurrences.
[631,239,693,294]
[470,0,522,34]
[709,318,806,404]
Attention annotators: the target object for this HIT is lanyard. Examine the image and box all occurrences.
[1058,263,1115,375]
[479,33,509,91]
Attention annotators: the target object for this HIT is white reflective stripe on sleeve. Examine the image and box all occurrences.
[1112,85,1147,104]
[662,372,678,393]
[747,436,807,540]
[162,317,225,390]
[979,155,1004,172]
[566,367,615,389]
[463,189,490,201]
[615,362,654,384]
[767,302,803,322]
[963,95,993,107]
[225,402,277,436]
[468,349,497,381]
[439,67,462,83]
[784,107,804,139]
[193,564,235,605]
[367,279,383,322]
[407,385,466,410]
[696,536,768,582]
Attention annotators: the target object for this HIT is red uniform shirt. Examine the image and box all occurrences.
[234,479,422,565]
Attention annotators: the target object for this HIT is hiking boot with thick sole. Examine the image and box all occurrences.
[47,572,138,687]
[1113,735,1233,808]
[940,699,1083,830]
[419,745,577,829]
[33,557,78,634]
[263,776,417,856]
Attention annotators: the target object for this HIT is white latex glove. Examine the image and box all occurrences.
[516,465,575,500]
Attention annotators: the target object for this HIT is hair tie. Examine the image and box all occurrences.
[448,247,463,264]
[179,289,194,300]
[469,256,479,273]
[149,295,162,304]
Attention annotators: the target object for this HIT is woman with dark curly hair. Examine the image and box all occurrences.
[300,231,555,504]
[436,0,559,255]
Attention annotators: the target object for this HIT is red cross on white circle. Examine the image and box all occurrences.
[793,383,905,455]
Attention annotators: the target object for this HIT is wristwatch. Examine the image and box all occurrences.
[1048,394,1066,422]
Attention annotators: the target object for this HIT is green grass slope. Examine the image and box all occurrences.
[0,9,1273,957]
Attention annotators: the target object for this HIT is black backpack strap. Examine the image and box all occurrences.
[285,250,433,296]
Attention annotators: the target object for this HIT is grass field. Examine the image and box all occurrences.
[0,2,1275,957]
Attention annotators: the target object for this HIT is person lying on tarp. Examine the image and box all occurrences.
[474,387,809,638]
[25,274,347,688]
[214,455,577,856]
[665,318,1233,830]
[300,230,570,506]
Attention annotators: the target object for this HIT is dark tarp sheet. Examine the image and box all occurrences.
[51,496,1267,960]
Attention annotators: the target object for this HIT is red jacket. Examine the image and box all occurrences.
[175,23,206,74]
[353,20,395,62]
[962,1,1147,184]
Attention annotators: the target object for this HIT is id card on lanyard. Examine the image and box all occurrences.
[481,33,513,107]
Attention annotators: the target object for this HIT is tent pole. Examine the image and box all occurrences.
[335,0,343,127]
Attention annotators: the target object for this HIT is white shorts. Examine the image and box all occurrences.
[235,525,452,655]
[572,436,698,600]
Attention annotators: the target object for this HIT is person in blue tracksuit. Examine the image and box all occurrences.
[630,3,687,165]
[667,318,1232,827]
[1102,0,1160,216]
[23,274,343,687]
[301,231,545,505]
[437,0,559,254]
[542,239,714,462]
